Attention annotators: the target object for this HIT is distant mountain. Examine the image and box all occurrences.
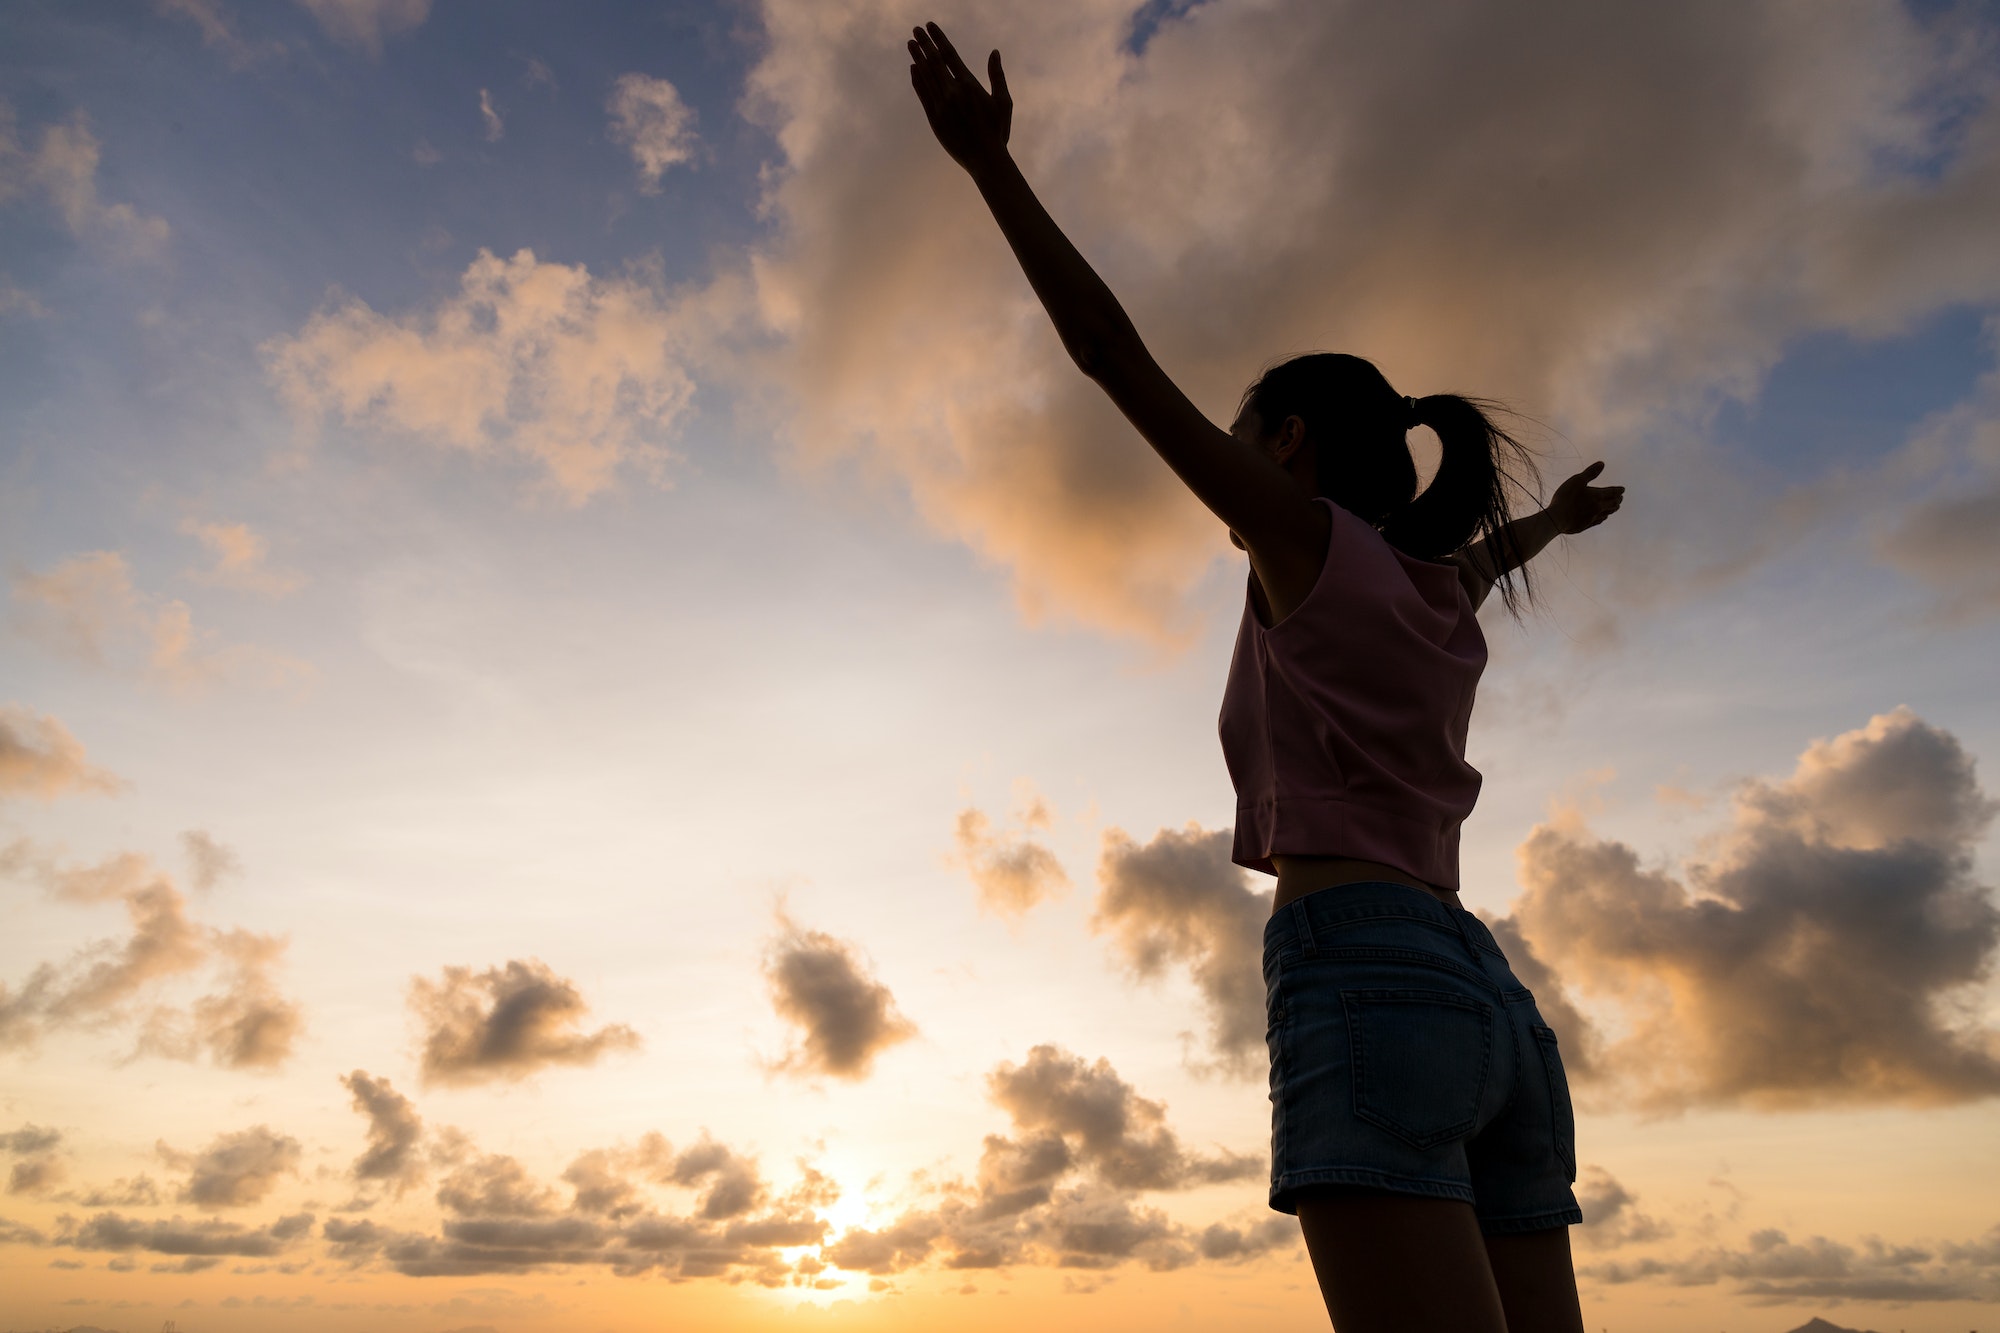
[1781,1318,1885,1333]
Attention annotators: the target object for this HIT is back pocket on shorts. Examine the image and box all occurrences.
[1531,1022,1578,1181]
[1341,989,1493,1151]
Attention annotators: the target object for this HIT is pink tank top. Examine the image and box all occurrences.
[1218,497,1487,889]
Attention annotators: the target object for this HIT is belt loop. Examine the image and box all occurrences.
[1448,906,1484,970]
[1289,898,1317,955]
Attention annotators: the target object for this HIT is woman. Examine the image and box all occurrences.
[908,23,1622,1332]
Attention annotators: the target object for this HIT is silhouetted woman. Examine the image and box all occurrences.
[910,22,1623,1333]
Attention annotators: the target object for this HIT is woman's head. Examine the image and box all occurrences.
[1236,352,1540,612]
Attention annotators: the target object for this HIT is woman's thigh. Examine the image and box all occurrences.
[1295,1188,1507,1333]
[1483,1226,1586,1333]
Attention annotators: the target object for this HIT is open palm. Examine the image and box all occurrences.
[908,22,1012,172]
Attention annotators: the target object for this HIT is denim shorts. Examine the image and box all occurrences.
[1263,881,1582,1232]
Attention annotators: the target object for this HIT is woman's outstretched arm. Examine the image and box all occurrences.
[1451,462,1625,609]
[907,23,1327,599]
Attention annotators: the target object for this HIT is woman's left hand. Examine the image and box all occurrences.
[1548,461,1625,535]
[909,21,1012,174]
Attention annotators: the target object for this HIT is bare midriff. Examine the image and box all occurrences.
[1271,854,1463,914]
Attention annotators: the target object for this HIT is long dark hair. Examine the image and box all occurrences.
[1239,352,1541,614]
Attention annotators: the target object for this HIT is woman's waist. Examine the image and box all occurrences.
[1271,855,1462,913]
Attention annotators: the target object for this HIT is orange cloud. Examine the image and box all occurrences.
[951,786,1069,919]
[265,249,701,503]
[0,706,124,801]
[179,519,304,597]
[9,551,310,693]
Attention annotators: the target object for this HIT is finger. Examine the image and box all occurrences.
[928,21,978,85]
[1578,461,1605,481]
[911,26,942,67]
[989,49,1010,104]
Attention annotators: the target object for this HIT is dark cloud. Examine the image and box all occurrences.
[1092,825,1272,1077]
[0,1125,61,1154]
[1499,709,2000,1110]
[825,1044,1264,1276]
[411,958,641,1086]
[953,793,1069,918]
[342,1070,424,1198]
[313,1136,817,1284]
[763,917,916,1080]
[1582,1225,2000,1304]
[166,1125,301,1209]
[3,1125,64,1196]
[0,705,122,800]
[57,1210,314,1258]
[988,1045,1258,1191]
[1574,1167,1670,1250]
[66,1175,161,1208]
[0,845,303,1069]
[138,926,305,1070]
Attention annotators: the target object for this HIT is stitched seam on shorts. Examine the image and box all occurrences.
[1297,945,1502,995]
[1273,1167,1476,1207]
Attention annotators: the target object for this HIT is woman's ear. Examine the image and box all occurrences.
[1271,414,1308,464]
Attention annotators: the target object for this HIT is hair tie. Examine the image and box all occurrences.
[1402,395,1421,428]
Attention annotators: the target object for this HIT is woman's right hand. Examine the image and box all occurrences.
[909,22,1013,174]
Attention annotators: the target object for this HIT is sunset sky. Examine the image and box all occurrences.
[5,2,2000,1330]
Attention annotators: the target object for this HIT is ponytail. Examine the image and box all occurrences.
[1239,353,1540,616]
[1382,393,1539,615]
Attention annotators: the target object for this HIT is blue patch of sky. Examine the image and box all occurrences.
[1711,305,1994,473]
[1126,0,1211,54]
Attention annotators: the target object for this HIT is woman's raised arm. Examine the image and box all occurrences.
[908,23,1326,588]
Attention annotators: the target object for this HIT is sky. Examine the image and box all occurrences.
[4,1,2000,1330]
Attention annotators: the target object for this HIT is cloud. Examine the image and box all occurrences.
[737,0,2000,641]
[0,277,50,318]
[1498,708,2000,1111]
[179,520,304,597]
[342,1071,424,1198]
[66,1175,162,1208]
[606,74,698,194]
[1875,354,2000,619]
[1092,823,1271,1076]
[762,916,916,1080]
[179,830,240,891]
[164,1125,302,1209]
[2,1124,65,1196]
[264,248,703,502]
[825,1043,1265,1276]
[986,1044,1257,1192]
[0,844,303,1069]
[316,1132,818,1283]
[292,0,430,54]
[0,106,169,259]
[9,550,311,692]
[1574,1167,1670,1251]
[137,926,305,1069]
[0,705,124,801]
[411,958,641,1086]
[951,787,1069,918]
[155,0,282,67]
[57,1209,313,1259]
[479,89,504,143]
[1583,1224,2000,1305]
